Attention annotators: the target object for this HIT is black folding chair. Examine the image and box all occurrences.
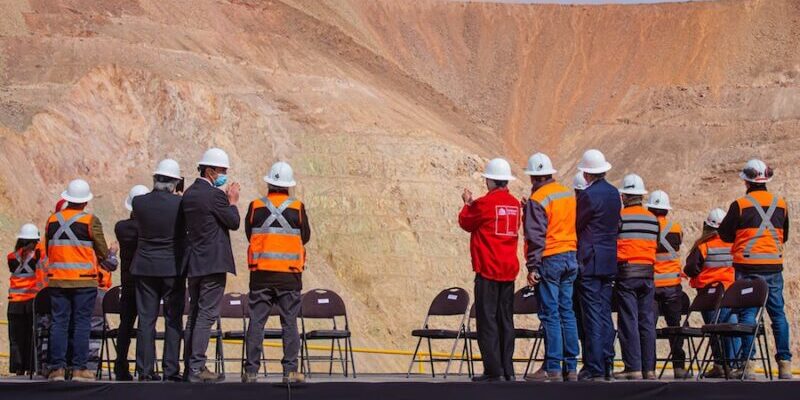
[460,305,477,377]
[30,288,52,379]
[300,289,356,378]
[91,289,112,380]
[218,292,247,374]
[654,290,691,378]
[514,288,545,378]
[100,286,137,380]
[699,278,772,381]
[407,287,469,379]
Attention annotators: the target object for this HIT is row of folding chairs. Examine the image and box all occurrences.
[30,286,356,380]
[406,287,545,379]
[409,277,773,381]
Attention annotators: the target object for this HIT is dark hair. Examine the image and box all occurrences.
[492,179,509,188]
[198,165,210,178]
[587,172,606,179]
[532,175,553,182]
[649,208,668,217]
[267,184,289,193]
[14,239,37,251]
[689,224,718,255]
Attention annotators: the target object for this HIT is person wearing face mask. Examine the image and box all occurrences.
[181,148,240,383]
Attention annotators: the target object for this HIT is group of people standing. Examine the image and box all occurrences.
[459,150,791,382]
[6,148,310,383]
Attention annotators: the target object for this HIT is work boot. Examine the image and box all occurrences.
[613,369,642,380]
[241,372,258,383]
[642,370,657,380]
[282,371,305,384]
[48,368,66,382]
[564,370,578,382]
[778,360,793,380]
[115,370,134,381]
[673,368,692,380]
[732,363,757,380]
[71,368,96,382]
[703,365,726,379]
[524,368,563,382]
[187,367,224,383]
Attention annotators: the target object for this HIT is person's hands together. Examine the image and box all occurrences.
[226,182,241,205]
[462,188,473,205]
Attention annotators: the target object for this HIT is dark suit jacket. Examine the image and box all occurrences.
[114,217,138,286]
[181,178,240,277]
[576,178,621,278]
[131,190,186,277]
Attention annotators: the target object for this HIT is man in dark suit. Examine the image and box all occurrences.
[131,159,187,382]
[112,185,149,381]
[181,148,240,383]
[575,149,621,381]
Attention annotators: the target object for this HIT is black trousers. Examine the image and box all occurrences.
[8,300,34,374]
[135,276,186,378]
[114,282,137,375]
[573,280,586,366]
[654,285,685,369]
[185,273,226,373]
[474,275,515,378]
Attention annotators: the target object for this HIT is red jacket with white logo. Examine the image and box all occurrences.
[458,187,521,282]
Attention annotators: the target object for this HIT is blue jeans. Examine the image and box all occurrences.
[736,272,792,361]
[537,251,579,373]
[49,287,97,370]
[701,308,740,366]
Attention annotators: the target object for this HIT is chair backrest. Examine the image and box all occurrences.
[720,278,769,310]
[301,289,347,319]
[219,292,246,319]
[33,287,52,315]
[655,291,691,316]
[513,287,538,315]
[102,285,123,315]
[93,289,105,318]
[427,287,470,316]
[689,283,725,313]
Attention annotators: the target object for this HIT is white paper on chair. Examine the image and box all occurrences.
[742,287,754,295]
[708,288,716,294]
[231,300,242,305]
[318,298,330,304]
[447,294,458,300]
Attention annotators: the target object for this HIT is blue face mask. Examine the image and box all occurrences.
[213,174,228,187]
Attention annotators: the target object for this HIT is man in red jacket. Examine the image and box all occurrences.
[459,158,521,382]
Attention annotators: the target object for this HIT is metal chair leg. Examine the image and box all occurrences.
[427,338,436,378]
[406,337,423,378]
[348,337,357,378]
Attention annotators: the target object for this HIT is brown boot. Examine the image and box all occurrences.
[564,370,578,382]
[524,368,563,382]
[48,368,66,382]
[779,360,793,380]
[613,370,642,380]
[282,371,305,384]
[642,370,657,380]
[71,368,96,382]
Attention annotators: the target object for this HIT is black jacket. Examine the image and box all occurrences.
[181,178,240,277]
[131,190,186,277]
[114,217,138,285]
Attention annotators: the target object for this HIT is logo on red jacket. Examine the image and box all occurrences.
[495,205,519,237]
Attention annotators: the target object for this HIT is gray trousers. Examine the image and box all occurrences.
[135,276,185,378]
[185,273,226,373]
[244,287,301,375]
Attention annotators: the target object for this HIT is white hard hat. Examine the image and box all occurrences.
[61,179,93,203]
[577,149,612,174]
[264,161,297,188]
[197,147,230,169]
[646,190,672,210]
[619,174,648,195]
[16,223,40,240]
[153,159,182,179]
[481,158,516,181]
[706,208,726,229]
[524,153,557,176]
[124,184,150,211]
[739,159,773,183]
[573,171,588,191]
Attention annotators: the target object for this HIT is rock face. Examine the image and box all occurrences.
[0,0,798,372]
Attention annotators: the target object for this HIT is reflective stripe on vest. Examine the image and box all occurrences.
[248,196,305,272]
[742,195,782,260]
[256,197,300,236]
[251,251,301,260]
[655,272,681,280]
[704,247,733,268]
[11,252,35,278]
[656,221,679,261]
[52,212,93,248]
[537,191,573,208]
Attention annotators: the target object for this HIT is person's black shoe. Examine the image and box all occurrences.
[164,374,184,383]
[471,374,502,382]
[578,370,605,382]
[505,375,516,382]
[138,373,162,382]
[115,371,134,381]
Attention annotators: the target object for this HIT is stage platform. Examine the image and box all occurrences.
[0,374,798,400]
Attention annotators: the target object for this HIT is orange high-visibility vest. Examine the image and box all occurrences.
[617,205,659,267]
[7,249,39,302]
[654,217,683,287]
[247,194,305,273]
[46,209,99,282]
[732,190,787,267]
[529,181,577,257]
[690,235,734,289]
